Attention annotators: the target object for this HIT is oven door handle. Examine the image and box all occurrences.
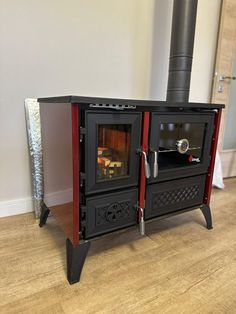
[153,150,158,178]
[150,149,158,178]
[142,151,151,179]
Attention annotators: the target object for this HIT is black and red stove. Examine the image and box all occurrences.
[26,0,224,284]
[37,96,223,284]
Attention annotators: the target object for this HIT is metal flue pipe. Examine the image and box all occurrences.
[166,0,198,102]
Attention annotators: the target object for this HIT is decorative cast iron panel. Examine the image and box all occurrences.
[152,185,200,209]
[96,201,130,225]
[85,189,138,239]
[145,175,206,219]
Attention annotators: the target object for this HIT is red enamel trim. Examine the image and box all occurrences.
[139,112,150,214]
[204,109,222,205]
[71,103,80,245]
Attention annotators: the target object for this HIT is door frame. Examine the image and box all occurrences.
[211,0,236,177]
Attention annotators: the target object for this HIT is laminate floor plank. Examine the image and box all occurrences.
[0,178,235,314]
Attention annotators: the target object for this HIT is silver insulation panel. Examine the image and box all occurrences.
[25,98,44,218]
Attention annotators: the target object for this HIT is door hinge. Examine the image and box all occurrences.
[80,205,87,236]
[80,172,86,187]
[80,127,86,142]
[80,205,87,223]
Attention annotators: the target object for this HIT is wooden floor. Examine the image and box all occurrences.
[0,178,236,314]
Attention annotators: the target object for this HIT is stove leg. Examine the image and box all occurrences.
[66,239,91,284]
[39,202,50,227]
[200,204,213,230]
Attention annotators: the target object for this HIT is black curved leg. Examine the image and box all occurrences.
[39,202,50,227]
[66,239,91,284]
[200,204,213,230]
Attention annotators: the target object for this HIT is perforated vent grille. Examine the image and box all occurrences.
[152,185,200,209]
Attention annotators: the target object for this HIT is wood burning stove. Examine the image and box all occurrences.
[25,0,225,284]
[34,97,223,284]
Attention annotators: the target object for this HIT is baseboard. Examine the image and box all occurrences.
[0,197,33,218]
[0,188,73,218]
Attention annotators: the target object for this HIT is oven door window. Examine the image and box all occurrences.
[159,122,205,169]
[149,113,214,182]
[97,124,131,181]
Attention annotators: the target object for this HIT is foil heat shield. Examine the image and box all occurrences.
[25,98,44,218]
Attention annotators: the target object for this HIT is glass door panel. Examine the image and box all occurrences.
[158,122,205,169]
[97,124,131,181]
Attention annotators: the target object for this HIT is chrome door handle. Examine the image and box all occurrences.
[142,151,151,179]
[137,149,150,179]
[150,149,158,178]
[219,75,236,81]
[139,207,145,236]
[153,150,158,178]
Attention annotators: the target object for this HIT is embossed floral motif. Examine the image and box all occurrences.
[96,201,130,225]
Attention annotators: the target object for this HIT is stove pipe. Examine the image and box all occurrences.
[166,0,198,102]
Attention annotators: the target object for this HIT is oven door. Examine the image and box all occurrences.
[148,112,214,182]
[85,111,142,195]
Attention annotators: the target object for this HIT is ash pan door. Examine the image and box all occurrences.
[82,189,138,239]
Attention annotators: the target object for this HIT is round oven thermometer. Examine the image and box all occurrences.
[176,138,189,154]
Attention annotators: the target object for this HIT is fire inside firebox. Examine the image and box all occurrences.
[97,124,131,181]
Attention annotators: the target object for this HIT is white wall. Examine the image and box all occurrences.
[190,0,222,102]
[149,0,173,100]
[0,0,153,216]
[0,0,221,217]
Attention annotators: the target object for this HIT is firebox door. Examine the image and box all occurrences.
[84,111,142,195]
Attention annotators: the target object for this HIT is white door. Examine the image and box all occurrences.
[211,0,236,177]
[222,52,236,177]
